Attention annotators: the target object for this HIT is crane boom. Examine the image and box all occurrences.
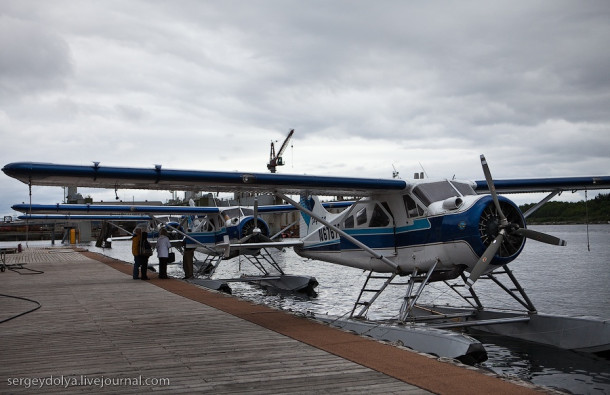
[267,129,294,173]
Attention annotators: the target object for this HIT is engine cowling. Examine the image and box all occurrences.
[443,195,527,267]
[478,198,526,260]
[238,217,270,241]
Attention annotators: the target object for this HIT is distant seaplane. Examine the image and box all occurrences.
[12,199,350,296]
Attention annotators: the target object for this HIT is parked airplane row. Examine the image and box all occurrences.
[4,156,609,362]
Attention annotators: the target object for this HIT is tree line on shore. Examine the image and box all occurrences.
[520,193,610,224]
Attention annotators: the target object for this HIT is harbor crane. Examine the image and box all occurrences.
[267,129,294,173]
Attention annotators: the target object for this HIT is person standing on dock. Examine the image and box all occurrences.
[132,227,151,280]
[138,231,152,280]
[132,227,143,279]
[182,244,194,280]
[156,228,171,279]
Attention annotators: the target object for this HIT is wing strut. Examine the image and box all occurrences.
[276,193,400,273]
[523,190,561,219]
[163,222,221,256]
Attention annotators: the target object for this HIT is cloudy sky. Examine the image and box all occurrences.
[1,1,609,216]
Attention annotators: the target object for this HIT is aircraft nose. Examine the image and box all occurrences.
[476,196,526,262]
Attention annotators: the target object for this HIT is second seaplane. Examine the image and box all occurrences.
[11,199,351,296]
[3,156,610,363]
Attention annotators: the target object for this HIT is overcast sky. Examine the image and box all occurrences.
[1,1,609,217]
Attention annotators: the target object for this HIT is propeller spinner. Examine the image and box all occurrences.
[466,155,567,288]
[237,198,274,244]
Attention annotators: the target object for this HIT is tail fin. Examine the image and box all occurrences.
[298,194,331,237]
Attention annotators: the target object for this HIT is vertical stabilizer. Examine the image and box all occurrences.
[298,195,331,237]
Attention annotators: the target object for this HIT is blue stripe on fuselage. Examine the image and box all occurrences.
[303,218,433,251]
[301,196,522,266]
[302,213,472,252]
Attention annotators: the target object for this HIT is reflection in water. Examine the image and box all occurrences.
[475,333,610,394]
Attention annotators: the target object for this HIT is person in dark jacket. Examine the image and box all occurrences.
[132,228,143,279]
[138,231,152,280]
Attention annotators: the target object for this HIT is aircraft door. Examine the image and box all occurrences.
[341,201,396,254]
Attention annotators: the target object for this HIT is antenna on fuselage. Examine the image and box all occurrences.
[419,162,429,178]
[392,164,400,179]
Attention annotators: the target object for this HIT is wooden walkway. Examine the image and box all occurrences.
[0,247,545,394]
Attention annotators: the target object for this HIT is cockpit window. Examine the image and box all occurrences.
[450,181,476,196]
[404,195,424,217]
[222,208,241,218]
[412,181,460,206]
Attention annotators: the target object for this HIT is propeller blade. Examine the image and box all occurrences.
[514,228,567,246]
[237,233,254,244]
[222,235,231,258]
[253,198,258,230]
[466,230,505,288]
[480,154,507,224]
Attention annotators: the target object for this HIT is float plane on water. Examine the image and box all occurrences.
[3,157,610,363]
[12,200,350,296]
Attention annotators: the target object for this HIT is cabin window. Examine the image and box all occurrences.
[356,208,367,226]
[450,181,476,196]
[343,202,392,228]
[369,204,390,227]
[404,195,424,217]
[208,215,220,230]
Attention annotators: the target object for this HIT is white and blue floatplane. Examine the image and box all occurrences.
[3,156,610,363]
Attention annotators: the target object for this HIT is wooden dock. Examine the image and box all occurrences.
[0,247,545,394]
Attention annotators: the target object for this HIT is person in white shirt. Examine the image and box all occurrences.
[156,228,172,279]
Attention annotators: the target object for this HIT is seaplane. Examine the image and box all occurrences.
[3,157,610,364]
[11,199,350,295]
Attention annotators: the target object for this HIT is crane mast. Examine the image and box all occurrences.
[267,129,294,173]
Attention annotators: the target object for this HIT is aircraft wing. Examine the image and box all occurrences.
[17,214,152,221]
[2,162,407,197]
[219,239,304,250]
[12,202,353,215]
[4,162,609,198]
[258,201,354,212]
[473,176,610,194]
[11,203,220,215]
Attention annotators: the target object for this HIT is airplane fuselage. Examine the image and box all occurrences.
[296,180,527,276]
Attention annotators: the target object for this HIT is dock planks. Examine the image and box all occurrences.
[0,248,543,394]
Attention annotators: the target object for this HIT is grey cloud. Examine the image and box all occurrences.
[1,1,609,217]
[0,14,73,102]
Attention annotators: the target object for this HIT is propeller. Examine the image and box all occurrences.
[253,197,259,235]
[236,197,274,244]
[466,230,505,287]
[466,155,567,288]
[480,155,507,226]
[513,228,567,246]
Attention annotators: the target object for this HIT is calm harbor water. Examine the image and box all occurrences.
[4,224,609,394]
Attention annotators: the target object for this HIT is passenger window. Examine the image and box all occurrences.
[369,204,390,227]
[356,208,367,226]
[344,215,354,228]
